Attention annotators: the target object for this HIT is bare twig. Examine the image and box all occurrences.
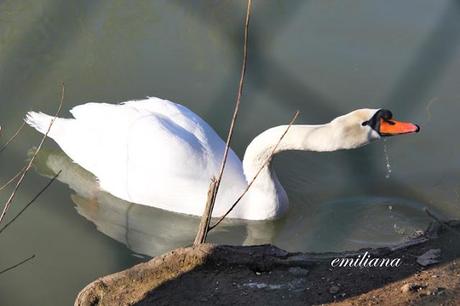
[194,0,252,244]
[208,0,252,212]
[0,83,64,225]
[193,178,217,245]
[0,171,61,235]
[209,111,300,230]
[424,208,460,237]
[0,122,26,154]
[0,165,27,192]
[0,254,35,276]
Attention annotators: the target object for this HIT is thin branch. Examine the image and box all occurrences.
[0,165,27,192]
[0,171,61,235]
[0,254,35,276]
[193,178,217,245]
[210,0,253,211]
[0,122,26,154]
[0,83,64,225]
[209,111,300,230]
[194,0,252,244]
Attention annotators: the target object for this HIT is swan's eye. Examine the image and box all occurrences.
[380,110,393,120]
[362,121,369,127]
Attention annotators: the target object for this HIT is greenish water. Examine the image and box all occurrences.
[1,0,460,305]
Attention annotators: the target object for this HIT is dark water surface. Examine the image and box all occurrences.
[1,1,460,305]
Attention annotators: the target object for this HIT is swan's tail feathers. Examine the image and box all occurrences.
[25,112,57,136]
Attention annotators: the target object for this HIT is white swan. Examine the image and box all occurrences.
[25,97,419,220]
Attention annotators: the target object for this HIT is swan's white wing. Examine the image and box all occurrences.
[69,97,207,142]
[44,97,246,216]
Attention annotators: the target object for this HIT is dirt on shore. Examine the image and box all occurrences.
[75,221,460,306]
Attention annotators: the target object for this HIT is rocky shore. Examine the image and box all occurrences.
[75,221,460,306]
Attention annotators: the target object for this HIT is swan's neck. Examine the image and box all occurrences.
[241,124,337,219]
[243,124,339,179]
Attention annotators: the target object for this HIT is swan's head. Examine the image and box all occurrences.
[330,108,420,149]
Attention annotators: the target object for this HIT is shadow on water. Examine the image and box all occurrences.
[296,0,460,248]
[2,1,460,305]
[0,0,103,178]
[170,0,338,129]
[168,0,460,248]
[355,0,460,192]
[0,0,101,105]
[20,0,456,254]
[2,0,455,258]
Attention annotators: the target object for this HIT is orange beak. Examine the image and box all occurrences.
[379,118,420,136]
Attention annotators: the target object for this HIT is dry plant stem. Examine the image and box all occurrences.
[194,0,252,244]
[0,83,64,225]
[0,254,35,276]
[207,0,252,213]
[0,165,27,192]
[0,122,26,154]
[193,179,217,245]
[209,111,300,231]
[0,171,61,235]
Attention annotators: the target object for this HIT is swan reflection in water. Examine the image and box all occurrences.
[32,149,431,255]
[33,148,277,257]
